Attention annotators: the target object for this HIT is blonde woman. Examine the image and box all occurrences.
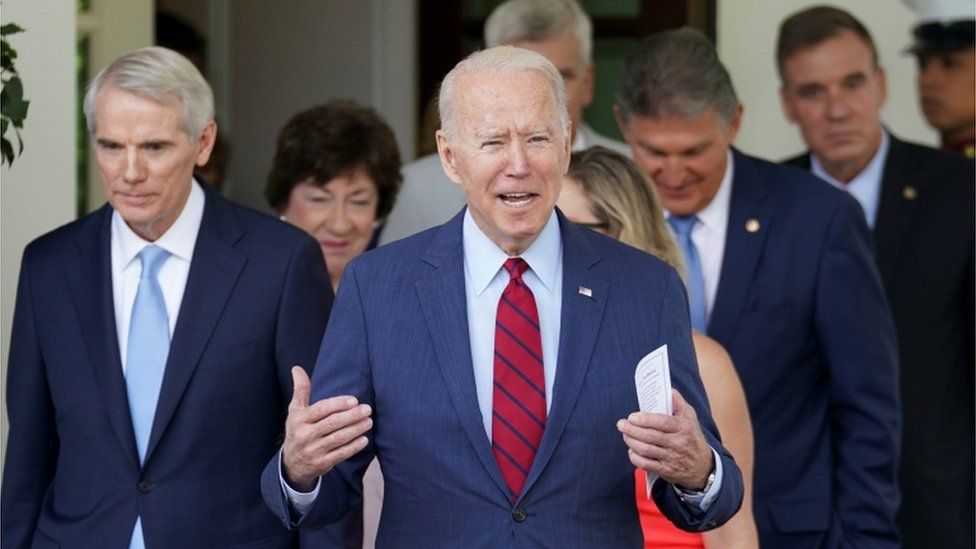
[558,146,758,549]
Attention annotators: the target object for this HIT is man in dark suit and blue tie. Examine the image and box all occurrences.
[614,29,901,548]
[776,7,975,548]
[1,47,332,547]
[261,45,744,546]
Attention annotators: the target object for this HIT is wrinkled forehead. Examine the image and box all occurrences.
[453,71,561,130]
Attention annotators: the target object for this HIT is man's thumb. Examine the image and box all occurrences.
[290,365,311,411]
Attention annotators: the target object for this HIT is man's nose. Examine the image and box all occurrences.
[506,141,531,177]
[826,89,852,120]
[656,157,684,187]
[123,148,146,183]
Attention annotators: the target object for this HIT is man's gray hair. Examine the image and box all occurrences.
[438,45,570,143]
[83,46,214,140]
[615,28,739,127]
[485,0,592,65]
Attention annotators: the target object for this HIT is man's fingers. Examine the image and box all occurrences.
[300,416,373,456]
[621,412,681,433]
[319,435,370,468]
[304,398,370,426]
[289,366,311,412]
[671,389,697,420]
[622,432,669,459]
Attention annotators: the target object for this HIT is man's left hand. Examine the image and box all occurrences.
[617,389,713,490]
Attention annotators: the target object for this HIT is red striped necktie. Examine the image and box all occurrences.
[492,257,546,501]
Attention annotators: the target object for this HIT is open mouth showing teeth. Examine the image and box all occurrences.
[500,193,536,207]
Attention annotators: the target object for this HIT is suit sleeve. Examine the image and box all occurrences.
[262,256,374,530]
[1,247,59,547]
[816,196,900,547]
[273,235,334,405]
[651,268,744,532]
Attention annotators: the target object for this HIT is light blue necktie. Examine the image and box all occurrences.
[668,215,708,332]
[125,245,170,549]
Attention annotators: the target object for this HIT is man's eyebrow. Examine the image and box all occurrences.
[475,129,506,140]
[140,139,174,147]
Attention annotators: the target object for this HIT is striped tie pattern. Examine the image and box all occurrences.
[492,257,546,501]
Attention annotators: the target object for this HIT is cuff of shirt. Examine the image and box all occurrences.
[671,447,723,513]
[278,450,321,516]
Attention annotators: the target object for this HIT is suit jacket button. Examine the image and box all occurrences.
[512,507,527,522]
[137,480,152,493]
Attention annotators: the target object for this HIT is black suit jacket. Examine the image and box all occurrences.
[1,184,334,548]
[786,134,975,549]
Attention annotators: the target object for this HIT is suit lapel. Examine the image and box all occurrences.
[873,135,920,284]
[69,206,141,468]
[709,149,774,344]
[416,211,511,499]
[144,188,247,464]
[521,215,607,500]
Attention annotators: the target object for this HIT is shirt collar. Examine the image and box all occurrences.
[113,178,206,269]
[463,208,562,296]
[664,149,734,234]
[695,149,734,233]
[811,129,889,192]
[572,122,590,151]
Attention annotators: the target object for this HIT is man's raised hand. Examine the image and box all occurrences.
[281,366,372,491]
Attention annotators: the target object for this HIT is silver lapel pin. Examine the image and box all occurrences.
[578,286,593,298]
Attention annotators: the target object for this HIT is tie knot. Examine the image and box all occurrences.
[668,215,699,238]
[138,245,170,280]
[503,257,529,280]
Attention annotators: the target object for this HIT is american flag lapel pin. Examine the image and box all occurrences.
[578,286,593,298]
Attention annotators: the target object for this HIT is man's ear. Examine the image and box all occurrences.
[194,120,218,167]
[581,63,595,109]
[727,103,744,143]
[876,66,888,107]
[435,130,464,186]
[779,86,798,125]
[613,105,630,141]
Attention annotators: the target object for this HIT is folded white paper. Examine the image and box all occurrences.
[635,344,673,498]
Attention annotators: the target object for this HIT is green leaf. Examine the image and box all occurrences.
[9,100,29,126]
[2,136,14,166]
[4,76,23,102]
[2,79,29,124]
[1,24,26,36]
[1,116,7,136]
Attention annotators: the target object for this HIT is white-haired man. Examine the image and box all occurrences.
[380,0,629,245]
[262,45,743,547]
[1,47,332,548]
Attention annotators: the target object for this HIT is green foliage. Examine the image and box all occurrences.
[2,22,30,167]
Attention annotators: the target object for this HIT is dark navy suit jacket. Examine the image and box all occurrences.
[262,210,744,548]
[1,184,333,548]
[712,149,900,548]
[786,135,975,549]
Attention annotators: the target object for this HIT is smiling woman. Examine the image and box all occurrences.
[265,100,402,292]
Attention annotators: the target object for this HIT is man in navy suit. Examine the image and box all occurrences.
[776,7,975,548]
[614,29,900,548]
[1,47,332,548]
[261,46,744,546]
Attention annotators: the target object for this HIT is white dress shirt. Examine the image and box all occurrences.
[112,180,205,370]
[665,150,734,322]
[463,209,563,438]
[811,130,889,229]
